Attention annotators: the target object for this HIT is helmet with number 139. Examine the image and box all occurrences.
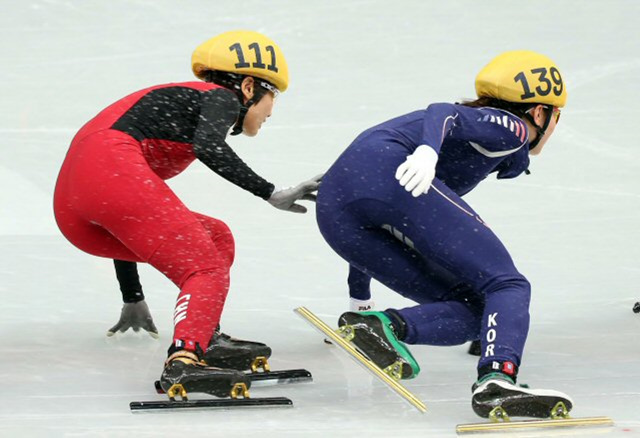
[475,50,567,154]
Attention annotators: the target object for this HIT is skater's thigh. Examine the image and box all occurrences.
[56,209,143,261]
[388,179,524,292]
[326,201,458,303]
[54,133,147,261]
[55,131,219,273]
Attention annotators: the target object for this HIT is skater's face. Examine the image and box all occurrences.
[240,77,275,137]
[527,104,560,156]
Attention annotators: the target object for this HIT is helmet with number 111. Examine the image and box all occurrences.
[191,30,289,136]
[192,30,289,92]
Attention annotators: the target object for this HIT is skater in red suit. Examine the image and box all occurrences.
[53,30,320,397]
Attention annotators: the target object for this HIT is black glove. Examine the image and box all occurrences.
[267,173,323,213]
[107,300,159,338]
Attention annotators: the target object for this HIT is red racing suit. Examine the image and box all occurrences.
[54,81,275,350]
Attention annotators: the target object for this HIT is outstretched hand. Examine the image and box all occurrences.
[107,300,159,338]
[267,173,323,213]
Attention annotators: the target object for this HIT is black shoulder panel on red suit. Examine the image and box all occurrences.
[111,83,222,143]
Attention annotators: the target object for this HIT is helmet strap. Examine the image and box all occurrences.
[523,106,553,150]
[205,71,273,136]
[230,105,248,136]
[229,84,270,136]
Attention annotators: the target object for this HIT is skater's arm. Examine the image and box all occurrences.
[193,88,275,200]
[109,260,158,338]
[113,260,144,303]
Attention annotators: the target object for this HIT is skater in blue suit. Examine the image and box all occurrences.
[316,51,572,418]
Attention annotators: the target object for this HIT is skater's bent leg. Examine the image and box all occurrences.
[319,181,532,367]
[319,202,482,346]
[145,221,231,350]
[324,202,460,304]
[58,137,231,350]
[394,180,531,368]
[476,276,530,367]
[170,270,229,350]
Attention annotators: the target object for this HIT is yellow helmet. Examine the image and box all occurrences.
[192,30,289,92]
[475,50,567,108]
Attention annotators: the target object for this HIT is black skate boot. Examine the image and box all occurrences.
[160,342,251,399]
[203,326,272,371]
[467,340,481,356]
[338,311,420,379]
[471,361,573,419]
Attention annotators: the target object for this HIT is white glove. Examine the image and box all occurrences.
[349,297,375,312]
[267,174,323,213]
[395,145,438,197]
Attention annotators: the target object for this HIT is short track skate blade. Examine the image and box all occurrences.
[249,369,313,386]
[130,397,293,412]
[456,416,614,434]
[153,368,312,394]
[294,306,427,413]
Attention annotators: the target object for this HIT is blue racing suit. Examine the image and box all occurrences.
[316,103,532,369]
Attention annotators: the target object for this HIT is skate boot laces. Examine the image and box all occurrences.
[165,350,205,367]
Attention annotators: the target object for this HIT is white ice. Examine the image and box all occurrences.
[1,1,639,437]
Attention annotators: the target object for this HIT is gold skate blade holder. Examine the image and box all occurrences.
[338,325,403,381]
[489,406,510,423]
[294,306,427,413]
[382,362,404,381]
[250,356,271,373]
[166,384,188,401]
[337,325,355,342]
[550,401,570,420]
[230,382,250,399]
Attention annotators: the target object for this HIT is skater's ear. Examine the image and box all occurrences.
[240,77,255,104]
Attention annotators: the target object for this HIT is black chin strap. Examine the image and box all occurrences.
[523,106,553,150]
[229,90,265,136]
[230,105,248,136]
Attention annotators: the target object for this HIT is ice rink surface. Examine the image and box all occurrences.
[1,1,639,437]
